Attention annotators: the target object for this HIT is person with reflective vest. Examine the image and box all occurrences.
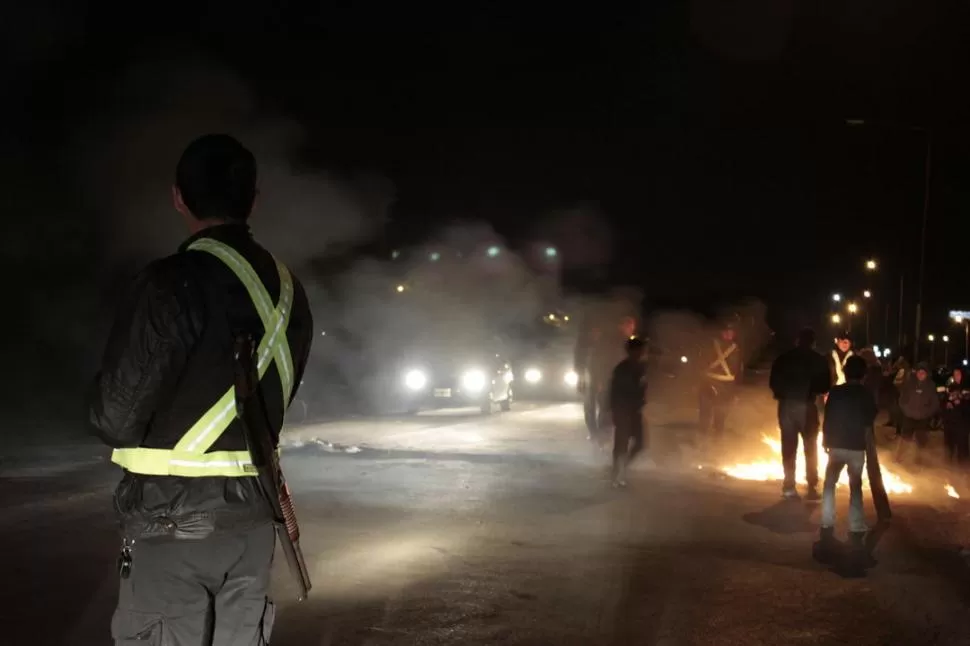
[698,321,743,437]
[87,134,313,646]
[828,331,854,387]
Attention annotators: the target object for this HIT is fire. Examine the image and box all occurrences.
[722,432,913,495]
[945,483,960,499]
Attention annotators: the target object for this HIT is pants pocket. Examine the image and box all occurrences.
[111,609,163,645]
[259,600,276,645]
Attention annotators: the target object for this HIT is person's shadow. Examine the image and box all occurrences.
[742,499,816,534]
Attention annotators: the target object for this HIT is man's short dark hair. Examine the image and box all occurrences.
[797,327,815,347]
[844,355,867,381]
[175,134,257,221]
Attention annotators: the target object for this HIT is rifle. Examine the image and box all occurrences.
[233,333,312,601]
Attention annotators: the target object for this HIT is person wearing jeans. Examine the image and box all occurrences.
[769,328,832,500]
[816,355,878,565]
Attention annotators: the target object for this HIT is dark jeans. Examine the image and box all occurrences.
[942,415,970,464]
[699,382,734,436]
[894,416,931,464]
[778,399,819,490]
[865,429,892,521]
[613,408,646,477]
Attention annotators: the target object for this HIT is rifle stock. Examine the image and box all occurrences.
[233,334,312,601]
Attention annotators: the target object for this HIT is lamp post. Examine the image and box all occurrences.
[928,334,936,365]
[951,313,970,363]
[863,290,872,346]
[831,313,842,326]
[846,120,931,364]
[943,335,950,366]
[847,302,858,337]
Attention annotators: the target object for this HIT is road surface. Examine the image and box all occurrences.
[3,389,970,645]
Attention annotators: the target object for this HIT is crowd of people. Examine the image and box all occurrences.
[577,315,970,572]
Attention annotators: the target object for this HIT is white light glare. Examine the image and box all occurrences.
[680,356,688,363]
[462,369,487,392]
[564,370,579,387]
[524,368,541,383]
[404,370,427,391]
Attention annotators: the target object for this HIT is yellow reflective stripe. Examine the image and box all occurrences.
[189,238,275,323]
[174,240,295,456]
[272,257,295,403]
[176,388,236,453]
[111,448,257,477]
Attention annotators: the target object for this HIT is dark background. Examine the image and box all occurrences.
[4,1,970,418]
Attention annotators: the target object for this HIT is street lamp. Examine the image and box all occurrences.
[846,119,931,364]
[866,259,878,271]
[831,313,842,325]
[944,335,950,365]
[863,290,872,299]
[950,312,970,364]
[847,302,858,314]
[928,334,936,365]
[832,293,842,303]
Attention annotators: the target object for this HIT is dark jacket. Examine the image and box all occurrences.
[898,375,941,421]
[942,379,970,429]
[609,357,647,412]
[88,224,313,540]
[769,345,831,401]
[823,382,878,451]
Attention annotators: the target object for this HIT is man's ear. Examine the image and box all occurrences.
[172,185,189,216]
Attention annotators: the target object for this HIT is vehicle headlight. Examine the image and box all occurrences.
[461,369,487,392]
[564,370,579,386]
[404,369,427,391]
[503,370,514,384]
[524,368,542,383]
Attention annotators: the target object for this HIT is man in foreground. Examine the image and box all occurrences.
[815,355,878,571]
[609,336,648,487]
[88,134,314,645]
[769,328,831,500]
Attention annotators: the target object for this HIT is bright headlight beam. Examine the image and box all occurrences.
[404,369,427,390]
[524,368,541,383]
[461,369,487,392]
[564,370,579,386]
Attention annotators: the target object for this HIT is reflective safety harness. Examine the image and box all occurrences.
[705,339,738,382]
[832,349,853,386]
[112,238,295,477]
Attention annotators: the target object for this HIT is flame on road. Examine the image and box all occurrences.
[945,483,960,499]
[722,432,914,495]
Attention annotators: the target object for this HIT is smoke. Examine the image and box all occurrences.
[73,57,390,271]
[300,220,561,414]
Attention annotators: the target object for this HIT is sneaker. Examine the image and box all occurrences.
[805,487,821,502]
[782,487,800,500]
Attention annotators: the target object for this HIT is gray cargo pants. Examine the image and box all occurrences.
[111,523,276,646]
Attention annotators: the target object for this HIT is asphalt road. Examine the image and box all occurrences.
[4,389,970,646]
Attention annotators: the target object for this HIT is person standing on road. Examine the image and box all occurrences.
[576,314,636,447]
[815,356,878,567]
[609,336,649,487]
[941,367,970,465]
[88,134,314,646]
[860,349,893,523]
[769,328,831,500]
[894,362,940,466]
[698,320,743,440]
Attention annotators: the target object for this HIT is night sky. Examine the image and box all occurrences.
[5,1,970,351]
